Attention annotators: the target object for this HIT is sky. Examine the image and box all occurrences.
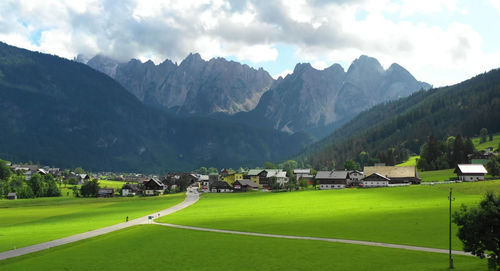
[1,0,499,87]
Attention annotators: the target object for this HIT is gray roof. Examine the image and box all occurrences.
[315,171,349,179]
[149,177,164,187]
[247,169,264,176]
[236,179,259,188]
[7,192,17,196]
[294,169,311,174]
[363,173,390,181]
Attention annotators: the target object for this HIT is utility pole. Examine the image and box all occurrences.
[448,187,455,269]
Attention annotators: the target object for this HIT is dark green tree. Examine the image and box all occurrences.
[486,156,500,177]
[453,192,500,270]
[480,128,489,143]
[264,161,277,169]
[27,174,44,197]
[80,179,100,197]
[0,159,12,181]
[344,160,361,171]
[464,137,475,156]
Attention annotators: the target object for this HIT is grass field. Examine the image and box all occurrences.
[0,225,486,271]
[418,169,456,182]
[0,193,184,252]
[158,181,500,250]
[396,155,419,166]
[472,134,499,151]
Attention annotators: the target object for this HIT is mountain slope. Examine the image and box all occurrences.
[87,53,274,115]
[0,42,312,172]
[298,68,500,169]
[233,55,430,138]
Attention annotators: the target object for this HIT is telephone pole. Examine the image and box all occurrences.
[448,188,455,269]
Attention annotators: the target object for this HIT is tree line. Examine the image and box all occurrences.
[0,159,61,199]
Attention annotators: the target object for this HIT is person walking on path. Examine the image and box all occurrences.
[126,216,129,222]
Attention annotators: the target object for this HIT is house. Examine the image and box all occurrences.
[256,169,287,189]
[98,188,114,197]
[233,179,259,192]
[347,170,364,186]
[294,169,314,184]
[361,173,390,187]
[143,177,165,196]
[315,171,350,189]
[245,169,264,184]
[222,172,244,186]
[122,183,141,196]
[7,192,17,200]
[37,168,48,175]
[162,173,198,191]
[363,166,421,184]
[455,164,488,182]
[210,181,232,193]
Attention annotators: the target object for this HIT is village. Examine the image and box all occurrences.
[3,160,490,200]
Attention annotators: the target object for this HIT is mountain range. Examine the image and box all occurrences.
[85,53,430,138]
[298,67,500,169]
[0,42,311,172]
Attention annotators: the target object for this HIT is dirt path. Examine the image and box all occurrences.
[0,188,199,261]
[154,221,472,257]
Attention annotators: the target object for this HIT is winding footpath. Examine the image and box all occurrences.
[154,222,472,256]
[0,188,200,261]
[1,188,472,261]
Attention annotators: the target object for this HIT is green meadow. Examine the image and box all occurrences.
[0,193,184,252]
[396,155,419,166]
[472,133,499,151]
[418,169,456,182]
[158,181,500,250]
[0,225,486,271]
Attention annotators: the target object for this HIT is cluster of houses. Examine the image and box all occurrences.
[5,160,490,198]
[118,163,489,196]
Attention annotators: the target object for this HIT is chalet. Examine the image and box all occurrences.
[222,172,244,186]
[210,181,232,193]
[256,169,288,189]
[245,169,264,184]
[122,183,141,196]
[348,170,364,186]
[233,179,259,192]
[98,188,114,197]
[294,169,314,184]
[315,171,349,189]
[143,178,165,196]
[455,164,488,182]
[7,192,17,200]
[163,173,198,191]
[361,173,390,187]
[363,166,421,184]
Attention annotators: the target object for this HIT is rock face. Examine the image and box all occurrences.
[87,53,430,139]
[246,55,431,137]
[87,53,274,115]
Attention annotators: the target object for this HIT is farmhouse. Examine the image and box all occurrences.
[122,184,141,196]
[210,181,232,193]
[7,192,17,200]
[233,179,259,192]
[143,177,165,196]
[347,170,364,186]
[315,171,349,189]
[455,164,488,182]
[245,169,264,184]
[361,173,390,187]
[98,188,114,197]
[363,166,421,184]
[294,168,314,184]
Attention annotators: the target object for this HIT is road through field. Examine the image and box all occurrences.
[154,221,472,257]
[0,188,199,261]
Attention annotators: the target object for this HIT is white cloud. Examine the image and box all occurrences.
[491,0,500,11]
[0,0,497,86]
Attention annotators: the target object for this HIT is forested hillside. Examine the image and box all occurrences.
[0,42,312,172]
[298,68,500,169]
